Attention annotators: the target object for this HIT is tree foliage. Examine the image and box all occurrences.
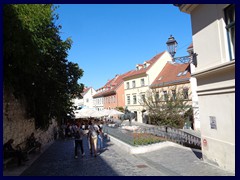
[140,87,192,128]
[4,4,84,129]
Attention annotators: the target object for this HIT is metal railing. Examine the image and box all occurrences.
[103,123,201,149]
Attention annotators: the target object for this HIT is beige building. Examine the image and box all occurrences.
[176,4,235,172]
[123,51,172,123]
[150,62,194,128]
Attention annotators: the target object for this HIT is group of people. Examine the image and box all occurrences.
[3,120,104,167]
[3,133,41,166]
[70,119,104,158]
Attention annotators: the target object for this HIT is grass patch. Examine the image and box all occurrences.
[133,133,166,146]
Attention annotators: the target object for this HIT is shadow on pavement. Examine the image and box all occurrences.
[191,148,202,159]
[20,137,122,176]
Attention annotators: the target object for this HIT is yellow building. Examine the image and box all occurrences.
[123,51,172,123]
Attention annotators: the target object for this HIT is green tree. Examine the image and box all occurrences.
[4,4,84,129]
[140,87,192,128]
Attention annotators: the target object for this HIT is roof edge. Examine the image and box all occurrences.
[175,4,199,14]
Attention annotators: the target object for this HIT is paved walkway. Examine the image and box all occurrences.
[3,134,234,176]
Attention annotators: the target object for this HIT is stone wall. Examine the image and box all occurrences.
[3,90,58,147]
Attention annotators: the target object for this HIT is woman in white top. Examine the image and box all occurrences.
[88,120,99,157]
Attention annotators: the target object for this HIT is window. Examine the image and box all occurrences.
[172,90,176,100]
[141,78,145,86]
[155,92,159,101]
[163,91,168,101]
[132,81,136,88]
[133,94,137,104]
[177,72,182,77]
[225,4,235,60]
[182,70,188,76]
[127,95,130,105]
[126,82,130,89]
[183,89,189,100]
[141,94,145,102]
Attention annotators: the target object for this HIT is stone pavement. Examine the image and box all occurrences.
[3,133,234,176]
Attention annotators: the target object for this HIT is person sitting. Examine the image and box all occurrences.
[3,139,28,166]
[27,133,42,151]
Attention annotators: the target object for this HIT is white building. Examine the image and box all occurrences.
[176,4,235,172]
[82,87,96,109]
[72,87,96,109]
[71,96,84,109]
[93,86,106,111]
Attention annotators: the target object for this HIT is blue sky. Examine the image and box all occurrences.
[55,4,192,90]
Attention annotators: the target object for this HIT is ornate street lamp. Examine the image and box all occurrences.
[166,35,197,66]
[166,35,178,58]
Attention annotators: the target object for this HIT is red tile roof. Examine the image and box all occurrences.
[93,70,134,98]
[123,51,165,80]
[187,43,193,49]
[151,62,191,88]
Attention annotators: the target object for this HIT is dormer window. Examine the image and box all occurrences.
[136,64,143,70]
[177,72,182,77]
[136,65,139,70]
[182,70,188,76]
[143,63,147,68]
[158,76,163,81]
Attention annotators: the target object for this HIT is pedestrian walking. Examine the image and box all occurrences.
[97,124,103,150]
[88,120,99,157]
[73,122,85,159]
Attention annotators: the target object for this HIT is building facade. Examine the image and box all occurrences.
[176,4,235,172]
[82,87,96,108]
[123,51,172,123]
[149,62,193,128]
[93,71,133,111]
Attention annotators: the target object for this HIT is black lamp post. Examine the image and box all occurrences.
[166,35,178,58]
[166,35,197,66]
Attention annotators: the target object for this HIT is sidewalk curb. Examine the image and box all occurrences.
[108,134,187,154]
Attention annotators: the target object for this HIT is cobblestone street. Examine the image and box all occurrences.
[9,135,233,176]
[19,138,153,176]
